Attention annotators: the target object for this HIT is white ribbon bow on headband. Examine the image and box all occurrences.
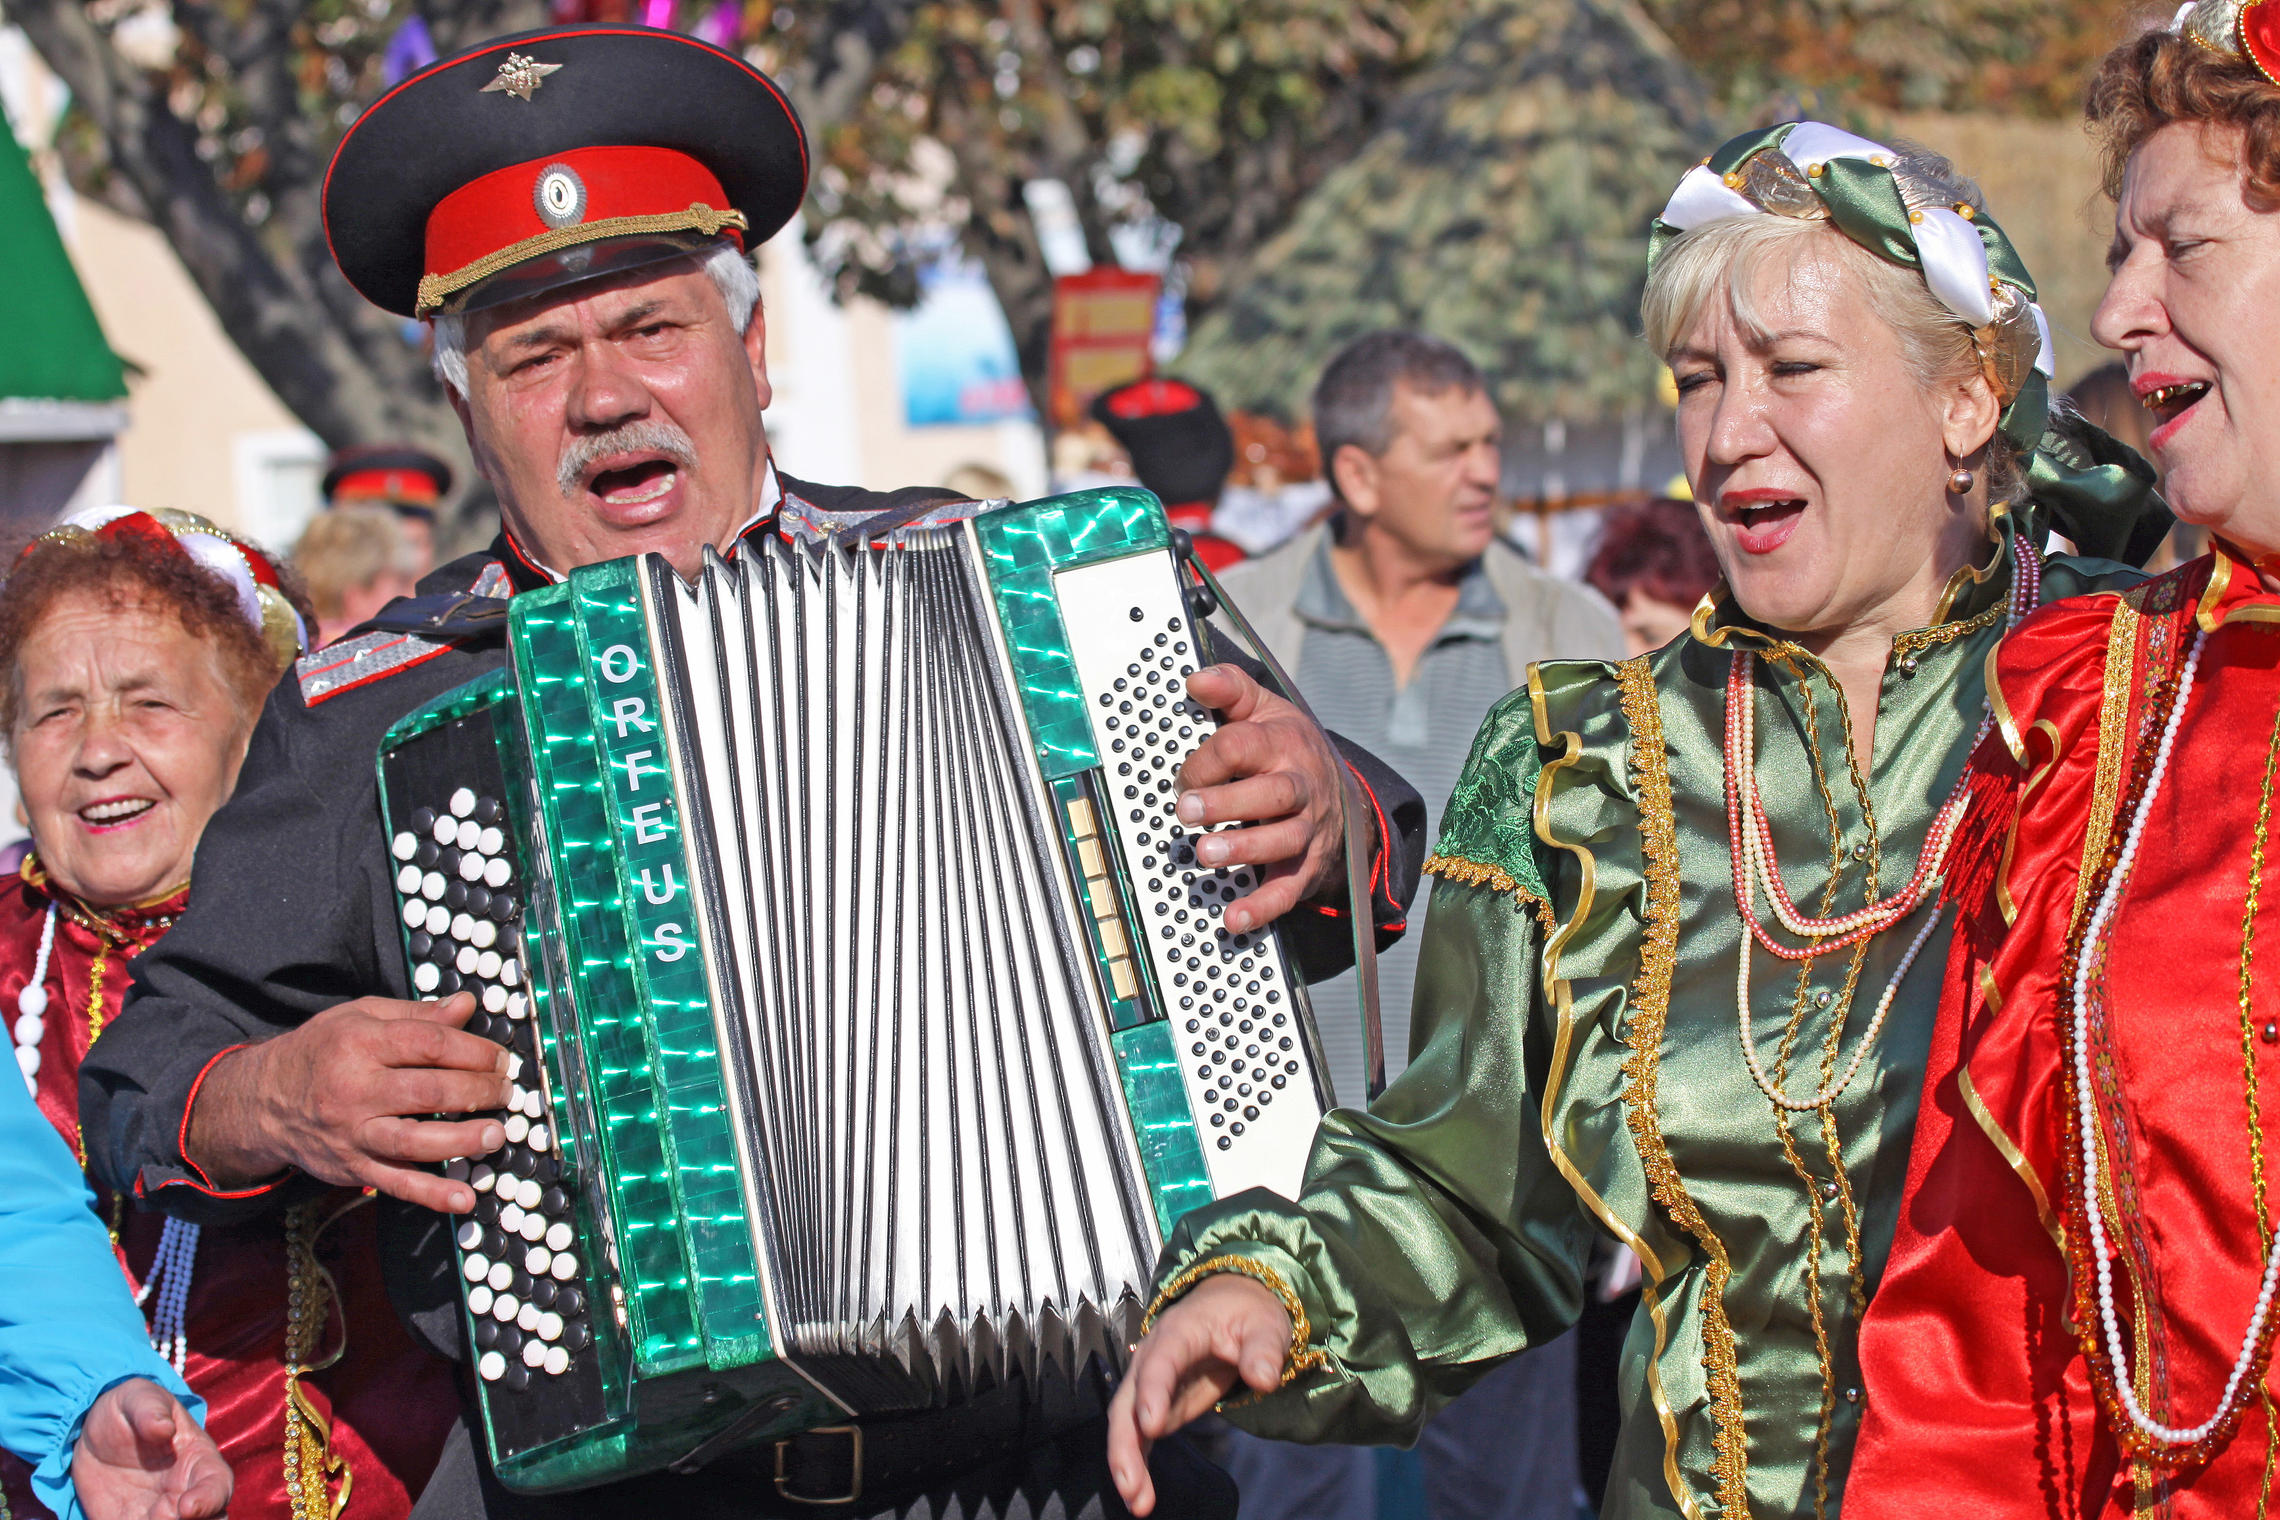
[1657,123,2056,379]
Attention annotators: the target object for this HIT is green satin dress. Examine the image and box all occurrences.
[1153,535,2136,1519]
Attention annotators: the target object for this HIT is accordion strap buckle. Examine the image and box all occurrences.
[775,1424,864,1506]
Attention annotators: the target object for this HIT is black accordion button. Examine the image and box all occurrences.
[475,797,505,825]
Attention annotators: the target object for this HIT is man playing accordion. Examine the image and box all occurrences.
[76,25,1427,1520]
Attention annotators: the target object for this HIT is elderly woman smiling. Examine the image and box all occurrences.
[0,507,457,1520]
[1845,3,2280,1514]
[1105,124,2170,1520]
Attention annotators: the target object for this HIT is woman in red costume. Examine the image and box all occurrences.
[1848,2,2280,1513]
[0,507,455,1520]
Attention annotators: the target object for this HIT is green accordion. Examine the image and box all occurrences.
[374,489,1333,1491]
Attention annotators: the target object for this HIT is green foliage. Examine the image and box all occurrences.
[1640,0,2156,120]
[775,0,1459,323]
[1175,0,1722,427]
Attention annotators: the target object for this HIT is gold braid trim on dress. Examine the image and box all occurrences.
[1611,656,1751,1518]
[1421,855,1558,930]
[1142,1255,1330,1409]
[283,1194,368,1520]
[1524,668,1708,1520]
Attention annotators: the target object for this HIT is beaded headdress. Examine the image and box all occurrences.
[20,505,309,667]
[2172,0,2280,86]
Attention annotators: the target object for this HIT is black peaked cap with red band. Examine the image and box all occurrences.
[1089,377,1235,509]
[324,25,807,318]
[322,444,454,508]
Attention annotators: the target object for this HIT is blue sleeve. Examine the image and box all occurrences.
[0,1073,202,1520]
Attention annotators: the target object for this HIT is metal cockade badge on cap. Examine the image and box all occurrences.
[482,51,562,101]
[532,163,587,228]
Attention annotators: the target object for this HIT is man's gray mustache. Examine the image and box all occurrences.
[557,422,699,497]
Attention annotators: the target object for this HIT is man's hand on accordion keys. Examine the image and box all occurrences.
[1174,664,1376,932]
[183,989,513,1214]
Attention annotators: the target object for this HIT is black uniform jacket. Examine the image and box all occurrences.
[78,474,1425,1365]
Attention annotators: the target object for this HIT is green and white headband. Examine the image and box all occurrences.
[1648,121,2173,566]
[1651,121,2055,454]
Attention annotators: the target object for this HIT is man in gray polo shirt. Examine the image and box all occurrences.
[1207,331,1623,1520]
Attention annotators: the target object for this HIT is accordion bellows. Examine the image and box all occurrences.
[377,490,1333,1490]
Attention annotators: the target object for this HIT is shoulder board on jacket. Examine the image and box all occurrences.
[296,561,514,707]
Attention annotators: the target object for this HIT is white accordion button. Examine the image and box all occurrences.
[455,1221,483,1250]
[499,1202,525,1233]
[483,985,508,1014]
[506,992,528,1019]
[391,831,418,861]
[478,950,503,981]
[491,1292,518,1322]
[458,851,485,882]
[477,1350,506,1383]
[538,1311,564,1343]
[462,1253,490,1283]
[545,1221,573,1252]
[467,1284,494,1316]
[425,906,450,936]
[472,921,498,950]
[396,865,423,895]
[484,857,512,889]
[456,946,480,976]
[456,819,480,852]
[518,1301,542,1333]
[450,788,476,818]
[504,1053,523,1081]
[413,964,440,994]
[544,1345,570,1376]
[520,1088,544,1119]
[421,871,446,900]
[522,1338,547,1369]
[515,1177,542,1210]
[402,900,426,929]
[433,815,458,845]
[525,1246,552,1276]
[504,1114,529,1143]
[528,1124,550,1152]
[519,1212,546,1243]
[486,1260,513,1292]
[471,1163,496,1193]
[479,827,504,856]
[501,960,522,988]
[551,1252,578,1280]
[451,914,474,943]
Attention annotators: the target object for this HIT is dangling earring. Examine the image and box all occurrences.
[1948,467,1975,496]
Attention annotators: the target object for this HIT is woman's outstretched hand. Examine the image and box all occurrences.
[1106,1273,1295,1515]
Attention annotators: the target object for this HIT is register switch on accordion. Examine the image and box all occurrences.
[375,488,1345,1491]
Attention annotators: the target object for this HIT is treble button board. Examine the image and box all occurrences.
[1051,553,1323,1202]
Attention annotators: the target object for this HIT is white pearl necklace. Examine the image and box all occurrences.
[9,898,201,1366]
[1736,888,1949,1112]
[2072,628,2280,1449]
[1730,549,2035,1113]
[11,904,56,1096]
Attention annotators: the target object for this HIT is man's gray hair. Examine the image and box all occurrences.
[1311,331,1487,489]
[428,240,762,399]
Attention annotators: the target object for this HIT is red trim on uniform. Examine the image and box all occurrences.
[148,1044,289,1201]
[422,145,741,287]
[330,468,444,506]
[299,635,455,707]
[1344,759,1391,908]
[320,26,810,284]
